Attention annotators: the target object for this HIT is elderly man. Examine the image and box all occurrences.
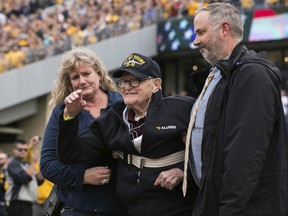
[56,53,198,216]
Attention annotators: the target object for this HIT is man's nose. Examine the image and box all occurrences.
[124,82,133,89]
[193,36,199,47]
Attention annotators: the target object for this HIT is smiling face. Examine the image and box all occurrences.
[193,11,226,64]
[69,64,101,101]
[119,73,159,114]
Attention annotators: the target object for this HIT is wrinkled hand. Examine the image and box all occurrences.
[83,166,111,185]
[154,168,183,190]
[64,89,86,117]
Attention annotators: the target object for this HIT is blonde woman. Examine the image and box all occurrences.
[40,47,127,216]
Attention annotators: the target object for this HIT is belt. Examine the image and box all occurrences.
[113,150,184,169]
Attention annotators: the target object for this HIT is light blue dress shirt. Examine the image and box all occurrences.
[190,67,222,185]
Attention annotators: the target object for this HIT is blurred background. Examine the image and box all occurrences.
[0,0,287,151]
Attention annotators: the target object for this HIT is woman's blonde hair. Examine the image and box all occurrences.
[49,47,117,107]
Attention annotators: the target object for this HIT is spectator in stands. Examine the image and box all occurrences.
[5,45,26,69]
[40,47,128,216]
[120,5,142,32]
[5,139,44,216]
[183,2,288,215]
[142,0,157,25]
[56,52,198,216]
[185,0,209,16]
[5,0,287,73]
[0,0,163,72]
[25,135,53,216]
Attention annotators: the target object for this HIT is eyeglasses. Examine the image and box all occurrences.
[116,77,153,88]
[16,148,28,152]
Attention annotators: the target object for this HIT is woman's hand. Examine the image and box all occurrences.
[83,166,111,185]
[154,168,183,190]
[63,89,86,118]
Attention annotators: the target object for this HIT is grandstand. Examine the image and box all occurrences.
[0,0,287,150]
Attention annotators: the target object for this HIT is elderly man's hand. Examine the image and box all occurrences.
[154,168,183,190]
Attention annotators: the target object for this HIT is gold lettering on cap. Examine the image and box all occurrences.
[122,54,146,68]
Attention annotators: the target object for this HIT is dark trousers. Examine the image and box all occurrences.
[60,206,129,216]
[7,200,32,216]
[0,202,6,216]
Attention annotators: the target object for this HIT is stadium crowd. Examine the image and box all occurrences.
[0,0,287,73]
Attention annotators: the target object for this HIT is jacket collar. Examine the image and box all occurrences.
[213,42,248,79]
[111,90,163,115]
[149,89,163,107]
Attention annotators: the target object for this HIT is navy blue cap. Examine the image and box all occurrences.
[112,53,161,79]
